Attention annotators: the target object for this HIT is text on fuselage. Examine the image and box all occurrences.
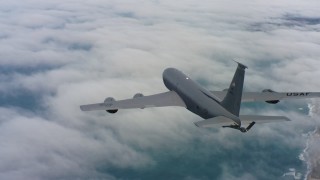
[287,92,310,96]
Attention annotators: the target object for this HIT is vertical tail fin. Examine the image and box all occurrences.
[221,61,247,116]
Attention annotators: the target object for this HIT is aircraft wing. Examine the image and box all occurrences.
[239,115,290,125]
[210,91,320,102]
[194,115,290,128]
[80,91,186,111]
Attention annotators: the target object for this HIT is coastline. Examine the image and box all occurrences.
[305,102,320,180]
[305,127,320,180]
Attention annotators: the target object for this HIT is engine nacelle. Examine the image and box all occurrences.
[107,109,118,113]
[262,89,275,93]
[133,93,145,109]
[265,100,280,104]
[104,97,115,103]
[262,89,280,104]
[133,93,144,98]
[104,97,118,113]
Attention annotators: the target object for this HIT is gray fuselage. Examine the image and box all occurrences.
[162,68,240,124]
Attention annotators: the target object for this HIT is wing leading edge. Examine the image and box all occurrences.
[80,91,186,111]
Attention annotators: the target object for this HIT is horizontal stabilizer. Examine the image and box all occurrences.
[194,116,235,128]
[239,115,290,125]
[194,115,290,128]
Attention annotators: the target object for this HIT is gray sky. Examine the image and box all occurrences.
[0,0,320,179]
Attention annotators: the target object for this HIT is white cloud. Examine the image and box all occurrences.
[1,0,320,179]
[0,107,153,180]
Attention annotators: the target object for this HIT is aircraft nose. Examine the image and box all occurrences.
[163,67,176,73]
[163,68,177,78]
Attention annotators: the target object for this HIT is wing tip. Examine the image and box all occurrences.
[80,105,96,111]
[284,116,291,121]
[194,122,200,127]
[276,116,291,121]
[80,105,86,111]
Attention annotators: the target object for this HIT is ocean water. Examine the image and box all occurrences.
[98,100,311,180]
[99,132,307,180]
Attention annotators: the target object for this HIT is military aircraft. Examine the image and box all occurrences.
[80,62,320,132]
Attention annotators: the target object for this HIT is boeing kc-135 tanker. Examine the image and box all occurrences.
[80,62,320,132]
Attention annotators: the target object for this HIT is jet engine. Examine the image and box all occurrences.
[133,93,145,109]
[133,93,144,98]
[262,89,280,104]
[104,97,118,113]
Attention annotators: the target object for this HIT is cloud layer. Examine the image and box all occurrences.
[1,0,320,179]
